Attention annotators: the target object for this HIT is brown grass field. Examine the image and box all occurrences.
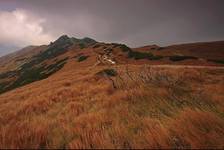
[0,61,224,148]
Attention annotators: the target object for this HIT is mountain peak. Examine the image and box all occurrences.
[51,35,97,46]
[81,37,97,45]
[82,37,95,41]
[59,34,70,39]
[54,35,71,43]
[49,35,73,48]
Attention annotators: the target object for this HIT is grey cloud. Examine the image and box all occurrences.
[0,0,224,56]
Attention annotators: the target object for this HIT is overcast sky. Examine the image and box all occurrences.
[0,0,224,56]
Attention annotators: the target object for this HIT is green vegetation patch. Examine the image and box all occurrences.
[208,59,224,64]
[120,44,132,52]
[79,43,86,49]
[157,47,165,50]
[118,43,164,60]
[128,51,163,60]
[0,81,10,94]
[96,68,118,77]
[169,55,197,61]
[0,70,17,79]
[77,55,89,62]
[128,51,153,59]
[150,55,164,60]
[0,58,68,95]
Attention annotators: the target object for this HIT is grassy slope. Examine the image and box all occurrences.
[0,45,47,72]
[134,41,224,66]
[0,52,224,149]
[135,41,224,59]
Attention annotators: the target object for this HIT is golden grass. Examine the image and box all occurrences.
[168,108,224,149]
[0,64,224,149]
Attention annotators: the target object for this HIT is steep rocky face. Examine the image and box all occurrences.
[50,35,73,47]
[21,35,97,69]
[38,35,74,61]
[49,35,97,48]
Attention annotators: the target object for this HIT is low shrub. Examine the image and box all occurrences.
[157,47,165,50]
[79,43,86,49]
[208,59,224,64]
[120,44,132,52]
[128,51,152,59]
[169,55,197,61]
[77,55,89,62]
[127,50,163,60]
[96,69,117,77]
[149,55,164,60]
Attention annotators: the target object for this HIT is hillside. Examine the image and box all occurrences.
[0,36,224,149]
[134,41,224,66]
[1,37,224,95]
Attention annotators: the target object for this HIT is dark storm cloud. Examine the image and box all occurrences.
[0,0,224,56]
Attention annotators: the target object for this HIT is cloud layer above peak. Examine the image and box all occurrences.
[0,0,224,56]
[0,9,54,48]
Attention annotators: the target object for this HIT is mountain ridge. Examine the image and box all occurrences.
[0,35,224,149]
[0,35,224,95]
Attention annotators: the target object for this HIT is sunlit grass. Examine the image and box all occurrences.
[0,65,223,148]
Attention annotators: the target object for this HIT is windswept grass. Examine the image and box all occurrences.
[0,65,223,149]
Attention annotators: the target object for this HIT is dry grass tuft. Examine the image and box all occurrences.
[0,64,223,148]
